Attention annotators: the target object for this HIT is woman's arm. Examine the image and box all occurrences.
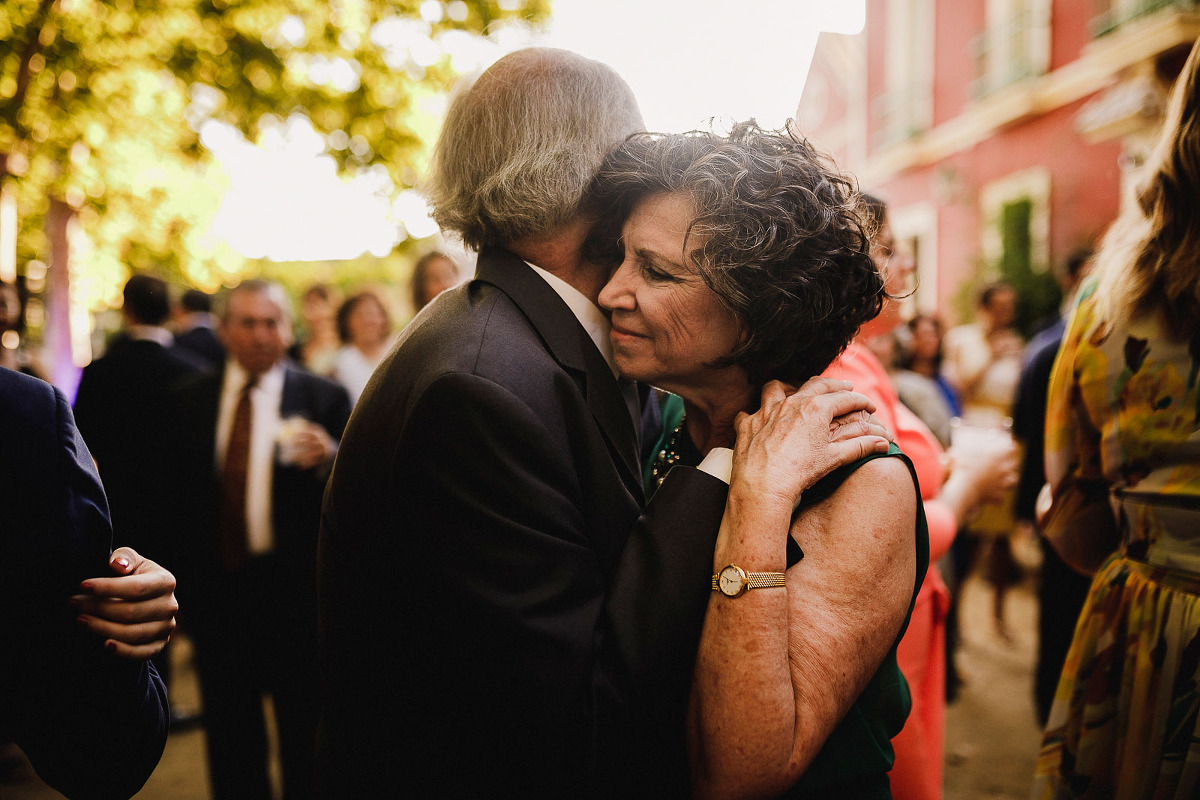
[1040,295,1119,573]
[687,385,915,799]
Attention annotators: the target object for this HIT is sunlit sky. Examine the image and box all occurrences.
[206,0,865,262]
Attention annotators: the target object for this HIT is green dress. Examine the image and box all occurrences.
[646,393,929,798]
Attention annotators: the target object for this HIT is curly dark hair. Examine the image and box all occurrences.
[584,121,885,385]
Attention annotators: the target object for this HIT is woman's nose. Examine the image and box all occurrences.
[598,261,636,311]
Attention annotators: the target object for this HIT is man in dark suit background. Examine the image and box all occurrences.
[1,366,176,799]
[317,48,733,797]
[172,280,350,800]
[172,288,224,368]
[1012,249,1094,725]
[74,274,204,561]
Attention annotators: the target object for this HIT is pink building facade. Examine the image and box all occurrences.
[798,0,1200,325]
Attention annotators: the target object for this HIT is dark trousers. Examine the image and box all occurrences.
[1035,536,1093,726]
[191,555,317,800]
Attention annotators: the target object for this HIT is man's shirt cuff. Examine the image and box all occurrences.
[697,447,733,484]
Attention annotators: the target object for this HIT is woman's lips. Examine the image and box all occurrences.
[610,323,645,340]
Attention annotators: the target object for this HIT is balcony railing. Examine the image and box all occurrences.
[874,84,927,148]
[1092,0,1200,37]
[971,9,1047,98]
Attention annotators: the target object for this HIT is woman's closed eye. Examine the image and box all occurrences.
[637,254,686,284]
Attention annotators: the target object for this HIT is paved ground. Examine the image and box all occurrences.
[5,568,1046,799]
[945,571,1042,799]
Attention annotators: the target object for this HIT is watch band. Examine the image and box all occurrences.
[746,572,788,589]
[711,564,787,595]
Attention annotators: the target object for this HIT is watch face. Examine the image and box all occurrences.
[718,565,746,597]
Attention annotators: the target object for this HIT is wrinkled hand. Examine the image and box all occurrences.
[731,378,893,509]
[284,421,337,470]
[71,547,178,660]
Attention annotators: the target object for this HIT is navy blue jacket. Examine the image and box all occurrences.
[0,366,168,799]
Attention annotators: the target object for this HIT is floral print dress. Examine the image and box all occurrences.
[1032,278,1200,799]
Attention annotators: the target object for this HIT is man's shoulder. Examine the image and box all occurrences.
[1026,322,1065,361]
[0,370,66,500]
[391,281,558,385]
[86,336,199,380]
[284,363,352,407]
[354,282,580,444]
[172,368,223,410]
[0,368,58,441]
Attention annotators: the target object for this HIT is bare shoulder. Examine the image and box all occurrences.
[789,455,917,607]
[799,456,916,540]
[835,455,917,517]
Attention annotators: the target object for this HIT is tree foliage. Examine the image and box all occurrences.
[0,0,549,309]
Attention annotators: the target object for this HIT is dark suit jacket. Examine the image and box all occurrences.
[0,367,168,799]
[1012,319,1066,520]
[174,324,225,368]
[170,364,350,634]
[74,336,203,555]
[317,247,728,798]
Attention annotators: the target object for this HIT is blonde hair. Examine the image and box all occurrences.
[1092,39,1200,338]
[425,48,644,251]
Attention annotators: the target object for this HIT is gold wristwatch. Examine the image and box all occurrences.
[711,564,786,598]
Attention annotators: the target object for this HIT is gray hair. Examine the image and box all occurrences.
[426,47,644,251]
[216,279,294,327]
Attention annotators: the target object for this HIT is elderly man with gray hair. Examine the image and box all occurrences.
[316,48,731,796]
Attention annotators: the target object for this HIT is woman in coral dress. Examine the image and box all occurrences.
[826,195,1017,800]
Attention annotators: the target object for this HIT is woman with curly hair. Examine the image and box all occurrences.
[1032,38,1200,799]
[589,122,929,797]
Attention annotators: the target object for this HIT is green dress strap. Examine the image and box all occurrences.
[643,393,929,798]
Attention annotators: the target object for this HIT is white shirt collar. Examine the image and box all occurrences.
[126,324,174,348]
[223,358,286,396]
[525,261,619,378]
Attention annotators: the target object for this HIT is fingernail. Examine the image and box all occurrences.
[68,596,82,608]
[104,641,117,653]
[76,615,90,627]
[876,440,890,451]
[112,556,130,570]
[79,581,94,593]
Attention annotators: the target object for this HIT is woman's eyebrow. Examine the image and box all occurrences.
[632,245,686,273]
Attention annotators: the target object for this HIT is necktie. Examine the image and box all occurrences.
[218,375,256,572]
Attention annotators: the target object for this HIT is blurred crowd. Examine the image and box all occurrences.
[4,34,1200,800]
[1,250,463,798]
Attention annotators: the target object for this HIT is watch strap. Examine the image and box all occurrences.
[711,567,786,592]
[746,572,787,589]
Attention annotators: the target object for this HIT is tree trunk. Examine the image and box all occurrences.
[44,196,81,396]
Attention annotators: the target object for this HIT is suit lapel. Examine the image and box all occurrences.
[280,366,304,419]
[475,247,642,496]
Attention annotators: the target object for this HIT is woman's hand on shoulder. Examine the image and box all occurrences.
[731,378,893,510]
